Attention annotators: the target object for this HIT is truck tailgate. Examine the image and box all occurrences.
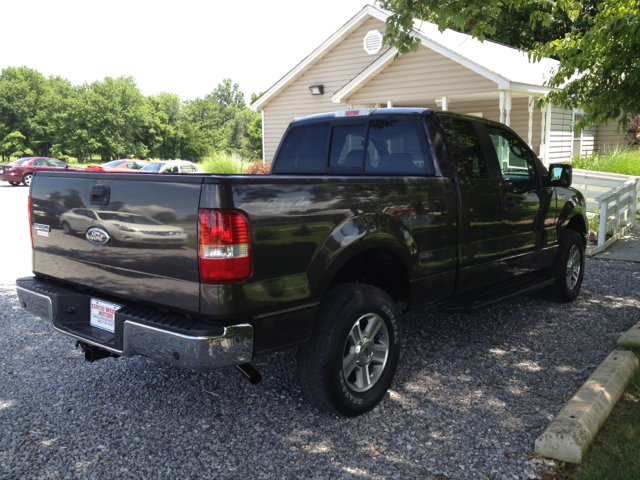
[30,172,202,312]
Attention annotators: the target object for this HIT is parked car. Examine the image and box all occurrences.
[59,209,188,247]
[0,157,84,186]
[84,159,149,173]
[138,160,204,174]
[18,108,588,417]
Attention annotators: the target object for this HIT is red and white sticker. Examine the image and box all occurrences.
[90,298,121,333]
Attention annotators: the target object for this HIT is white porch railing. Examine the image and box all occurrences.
[571,169,640,256]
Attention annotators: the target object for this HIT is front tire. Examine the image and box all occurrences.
[22,173,33,186]
[545,229,585,302]
[297,283,402,416]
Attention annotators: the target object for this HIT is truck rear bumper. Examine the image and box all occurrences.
[16,277,253,370]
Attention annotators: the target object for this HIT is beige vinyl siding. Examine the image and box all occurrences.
[548,106,572,163]
[347,44,497,105]
[580,126,596,157]
[595,121,627,154]
[261,17,388,161]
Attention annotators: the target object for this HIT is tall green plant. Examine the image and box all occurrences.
[572,147,640,176]
[202,151,252,174]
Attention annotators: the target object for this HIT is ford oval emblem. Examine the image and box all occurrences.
[86,227,111,247]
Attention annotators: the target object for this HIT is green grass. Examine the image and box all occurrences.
[572,147,640,176]
[201,151,252,174]
[571,367,640,480]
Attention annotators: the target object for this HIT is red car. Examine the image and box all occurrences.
[0,157,84,186]
[84,159,149,173]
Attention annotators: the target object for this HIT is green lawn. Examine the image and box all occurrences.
[544,364,640,480]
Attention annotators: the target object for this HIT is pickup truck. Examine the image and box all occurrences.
[17,108,587,416]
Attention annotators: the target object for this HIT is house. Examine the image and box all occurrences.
[251,4,627,164]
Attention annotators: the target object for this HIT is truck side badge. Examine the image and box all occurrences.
[260,197,310,214]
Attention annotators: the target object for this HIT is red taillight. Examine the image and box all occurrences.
[198,209,252,284]
[28,196,33,248]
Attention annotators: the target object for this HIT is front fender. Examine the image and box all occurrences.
[557,187,588,241]
[306,212,417,299]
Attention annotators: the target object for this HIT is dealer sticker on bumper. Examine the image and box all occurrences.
[90,298,121,333]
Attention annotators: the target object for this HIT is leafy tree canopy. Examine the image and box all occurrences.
[378,0,639,130]
[0,67,263,162]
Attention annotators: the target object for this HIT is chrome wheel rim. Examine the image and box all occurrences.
[565,245,581,290]
[342,313,389,393]
[24,175,32,186]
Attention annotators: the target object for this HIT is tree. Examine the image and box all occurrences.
[208,78,246,109]
[0,67,49,156]
[378,0,639,130]
[147,92,183,159]
[0,131,32,160]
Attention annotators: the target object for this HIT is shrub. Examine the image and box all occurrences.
[245,159,271,174]
[627,114,640,147]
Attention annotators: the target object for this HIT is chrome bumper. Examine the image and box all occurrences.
[16,282,253,370]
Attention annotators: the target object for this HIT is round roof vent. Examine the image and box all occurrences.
[363,30,383,55]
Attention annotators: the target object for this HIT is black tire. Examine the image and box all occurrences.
[9,181,20,186]
[22,173,33,186]
[297,283,402,416]
[61,221,74,236]
[544,229,585,302]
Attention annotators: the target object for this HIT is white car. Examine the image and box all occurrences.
[138,160,204,174]
[59,209,188,247]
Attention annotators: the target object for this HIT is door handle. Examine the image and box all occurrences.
[90,185,110,205]
[504,196,516,211]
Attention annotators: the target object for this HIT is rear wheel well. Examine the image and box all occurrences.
[327,248,410,304]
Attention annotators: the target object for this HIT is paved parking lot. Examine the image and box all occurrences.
[1,182,639,479]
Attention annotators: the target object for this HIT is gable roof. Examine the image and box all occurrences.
[251,4,560,111]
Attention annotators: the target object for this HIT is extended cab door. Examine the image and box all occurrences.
[440,115,504,294]
[478,123,557,280]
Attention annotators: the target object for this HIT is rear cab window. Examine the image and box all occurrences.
[273,115,435,176]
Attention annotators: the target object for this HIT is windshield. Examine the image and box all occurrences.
[140,162,163,172]
[96,212,162,225]
[102,160,127,168]
[9,158,33,166]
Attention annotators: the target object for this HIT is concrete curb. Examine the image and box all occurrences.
[534,350,639,464]
[618,321,640,348]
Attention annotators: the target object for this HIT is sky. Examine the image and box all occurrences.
[3,0,373,104]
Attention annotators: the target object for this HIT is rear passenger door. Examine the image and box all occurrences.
[479,123,556,280]
[440,115,504,294]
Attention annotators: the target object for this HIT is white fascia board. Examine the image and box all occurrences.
[510,82,556,94]
[251,5,381,111]
[331,47,398,104]
[414,33,510,89]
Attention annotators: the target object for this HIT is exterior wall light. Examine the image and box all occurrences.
[309,85,324,95]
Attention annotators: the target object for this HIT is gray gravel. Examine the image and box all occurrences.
[1,258,639,480]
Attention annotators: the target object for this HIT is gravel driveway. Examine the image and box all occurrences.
[1,185,639,480]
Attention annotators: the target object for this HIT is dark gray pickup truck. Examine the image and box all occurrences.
[17,108,587,416]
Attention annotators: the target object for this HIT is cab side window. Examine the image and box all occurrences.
[440,117,488,180]
[485,125,538,186]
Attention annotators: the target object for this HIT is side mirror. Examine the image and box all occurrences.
[548,163,572,187]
